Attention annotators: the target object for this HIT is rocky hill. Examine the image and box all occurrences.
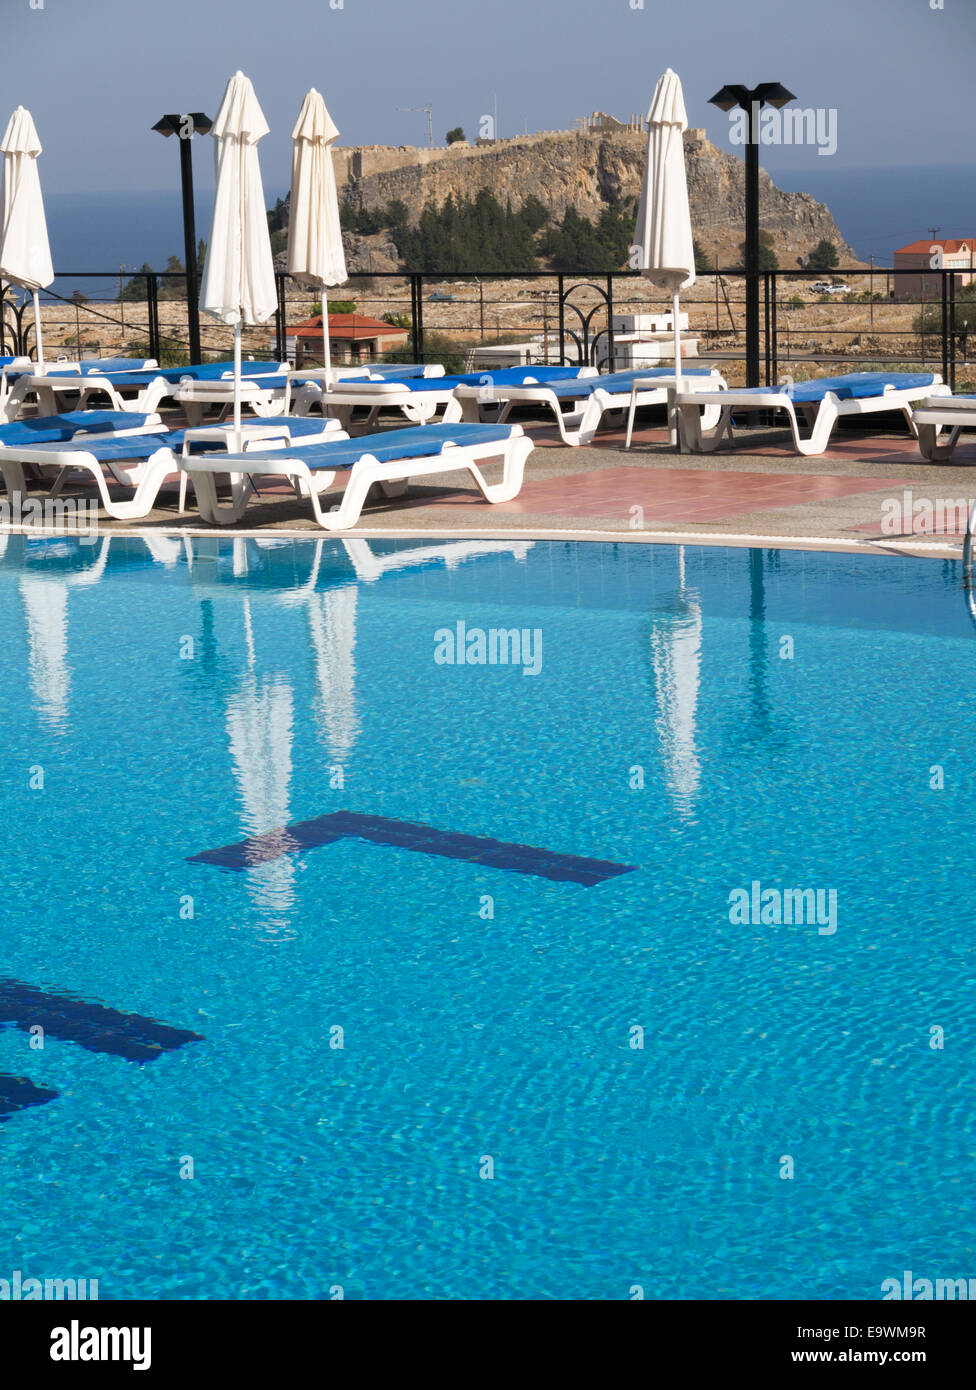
[331,123,857,270]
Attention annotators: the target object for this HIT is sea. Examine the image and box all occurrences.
[765,164,975,263]
[38,188,287,304]
[29,164,976,303]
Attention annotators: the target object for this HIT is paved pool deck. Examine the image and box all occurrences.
[18,410,976,557]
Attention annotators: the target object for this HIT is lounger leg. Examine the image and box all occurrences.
[917,422,962,462]
[789,398,838,457]
[624,385,639,450]
[309,462,379,531]
[0,378,28,423]
[49,461,116,516]
[0,458,29,497]
[186,470,254,525]
[677,402,734,453]
[462,436,534,503]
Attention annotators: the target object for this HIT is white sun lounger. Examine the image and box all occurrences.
[452,367,727,447]
[0,417,344,521]
[912,395,976,461]
[0,409,166,492]
[181,421,534,531]
[1,360,293,422]
[674,372,950,457]
[292,365,596,434]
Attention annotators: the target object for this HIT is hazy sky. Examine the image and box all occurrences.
[6,0,973,193]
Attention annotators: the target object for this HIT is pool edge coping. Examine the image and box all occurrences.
[0,522,964,560]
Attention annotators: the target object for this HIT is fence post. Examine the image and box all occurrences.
[950,270,957,393]
[945,269,950,391]
[147,273,160,364]
[275,272,287,363]
[409,274,423,363]
[606,274,615,372]
[769,272,778,385]
[0,286,5,356]
[557,275,565,365]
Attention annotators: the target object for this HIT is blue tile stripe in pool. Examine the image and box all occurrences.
[189,811,638,887]
[0,1073,58,1122]
[0,979,203,1064]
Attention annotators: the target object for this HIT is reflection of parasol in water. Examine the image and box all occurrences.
[649,547,702,819]
[19,577,69,733]
[225,597,296,928]
[307,586,360,765]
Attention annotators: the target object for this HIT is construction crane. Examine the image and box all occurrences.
[398,104,433,149]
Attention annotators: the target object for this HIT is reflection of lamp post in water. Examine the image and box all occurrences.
[749,548,770,734]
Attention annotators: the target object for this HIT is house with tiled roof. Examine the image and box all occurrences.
[892,238,976,301]
[285,313,409,367]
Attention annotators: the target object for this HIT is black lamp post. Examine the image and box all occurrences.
[708,83,795,387]
[152,112,212,364]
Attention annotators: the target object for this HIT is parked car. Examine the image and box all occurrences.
[429,292,457,302]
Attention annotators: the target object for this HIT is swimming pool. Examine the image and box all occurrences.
[1,533,973,1300]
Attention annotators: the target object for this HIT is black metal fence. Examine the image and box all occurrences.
[1,266,969,390]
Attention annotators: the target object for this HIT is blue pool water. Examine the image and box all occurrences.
[0,534,974,1301]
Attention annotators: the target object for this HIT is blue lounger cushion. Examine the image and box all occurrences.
[42,430,191,460]
[742,372,938,404]
[56,361,286,388]
[78,359,154,374]
[212,422,517,473]
[0,410,155,444]
[33,415,337,462]
[157,361,284,383]
[401,365,590,392]
[530,367,715,399]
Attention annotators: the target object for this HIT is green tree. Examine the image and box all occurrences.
[807,239,840,273]
[737,229,778,271]
[539,200,633,272]
[386,198,411,250]
[399,190,540,272]
[158,255,188,299]
[446,127,466,144]
[693,239,713,273]
[519,196,549,235]
[119,263,155,302]
[381,330,466,374]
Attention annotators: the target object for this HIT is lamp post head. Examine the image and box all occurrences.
[753,83,796,109]
[708,83,796,111]
[708,84,751,112]
[152,113,213,138]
